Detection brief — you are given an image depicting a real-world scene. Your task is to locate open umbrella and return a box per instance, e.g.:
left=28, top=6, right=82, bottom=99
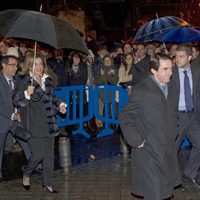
left=0, top=9, right=88, bottom=54
left=153, top=26, right=200, bottom=43
left=133, top=16, right=190, bottom=43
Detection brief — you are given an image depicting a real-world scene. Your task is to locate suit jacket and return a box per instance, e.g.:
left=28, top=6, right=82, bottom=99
left=191, top=55, right=200, bottom=69
left=119, top=75, right=181, bottom=199
left=0, top=72, right=14, bottom=134
left=172, top=65, right=200, bottom=121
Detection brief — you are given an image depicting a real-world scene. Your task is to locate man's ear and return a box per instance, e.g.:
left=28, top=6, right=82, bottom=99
left=189, top=55, right=192, bottom=63
left=150, top=68, right=156, bottom=75
left=1, top=63, right=6, bottom=69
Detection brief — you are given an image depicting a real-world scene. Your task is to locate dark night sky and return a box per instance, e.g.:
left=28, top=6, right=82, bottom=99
left=0, top=0, right=36, bottom=11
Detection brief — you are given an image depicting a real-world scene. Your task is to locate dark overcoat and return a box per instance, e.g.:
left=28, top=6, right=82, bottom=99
left=12, top=75, right=62, bottom=138
left=119, top=75, right=181, bottom=200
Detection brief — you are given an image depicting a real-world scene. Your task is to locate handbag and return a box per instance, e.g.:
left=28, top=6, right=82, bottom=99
left=14, top=103, right=31, bottom=142
left=14, top=123, right=31, bottom=142
left=0, top=111, right=30, bottom=142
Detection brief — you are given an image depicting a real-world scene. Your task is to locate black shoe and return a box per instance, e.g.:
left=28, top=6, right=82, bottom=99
left=22, top=184, right=30, bottom=191
left=183, top=175, right=200, bottom=188
left=174, top=184, right=188, bottom=191
left=164, top=195, right=174, bottom=200
left=130, top=192, right=143, bottom=199
left=22, top=175, right=30, bottom=191
left=43, top=185, right=58, bottom=193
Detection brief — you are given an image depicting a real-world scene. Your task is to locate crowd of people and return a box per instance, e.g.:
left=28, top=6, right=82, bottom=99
left=0, top=34, right=200, bottom=199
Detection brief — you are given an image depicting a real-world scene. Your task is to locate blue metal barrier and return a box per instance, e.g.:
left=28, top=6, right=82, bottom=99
left=55, top=85, right=94, bottom=138
left=55, top=85, right=128, bottom=138
left=181, top=137, right=190, bottom=148
left=93, top=85, right=128, bottom=138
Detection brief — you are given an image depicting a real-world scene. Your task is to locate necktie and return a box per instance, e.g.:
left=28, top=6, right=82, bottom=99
left=8, top=79, right=13, bottom=92
left=161, top=84, right=168, bottom=98
left=183, top=70, right=193, bottom=111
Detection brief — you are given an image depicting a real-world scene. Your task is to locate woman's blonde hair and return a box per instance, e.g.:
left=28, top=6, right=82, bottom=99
left=20, top=50, right=48, bottom=75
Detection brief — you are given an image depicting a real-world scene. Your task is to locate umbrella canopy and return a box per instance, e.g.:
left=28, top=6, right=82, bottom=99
left=133, top=16, right=190, bottom=43
left=154, top=26, right=200, bottom=43
left=0, top=9, right=88, bottom=54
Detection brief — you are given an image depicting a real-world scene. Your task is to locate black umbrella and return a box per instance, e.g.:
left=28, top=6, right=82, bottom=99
left=133, top=16, right=190, bottom=43
left=0, top=9, right=88, bottom=54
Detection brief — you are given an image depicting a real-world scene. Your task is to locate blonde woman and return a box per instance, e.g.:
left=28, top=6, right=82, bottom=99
left=13, top=51, right=66, bottom=193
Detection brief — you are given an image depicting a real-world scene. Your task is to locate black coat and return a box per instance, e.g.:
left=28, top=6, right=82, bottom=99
left=119, top=75, right=181, bottom=200
left=12, top=75, right=62, bottom=138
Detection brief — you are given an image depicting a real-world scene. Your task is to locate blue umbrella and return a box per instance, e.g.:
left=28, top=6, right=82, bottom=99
left=133, top=16, right=190, bottom=43
left=154, top=26, right=200, bottom=43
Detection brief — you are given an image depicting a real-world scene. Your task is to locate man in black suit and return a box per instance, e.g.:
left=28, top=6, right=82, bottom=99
left=0, top=48, right=19, bottom=181
left=119, top=53, right=181, bottom=200
left=173, top=44, right=200, bottom=188
left=0, top=47, right=33, bottom=181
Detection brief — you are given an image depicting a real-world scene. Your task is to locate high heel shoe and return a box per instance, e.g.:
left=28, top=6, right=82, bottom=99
left=42, top=185, right=58, bottom=193
left=22, top=184, right=30, bottom=191
left=22, top=175, right=30, bottom=191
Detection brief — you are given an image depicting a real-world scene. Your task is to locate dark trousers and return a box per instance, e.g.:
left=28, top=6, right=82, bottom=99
left=4, top=132, right=13, bottom=152
left=24, top=137, right=55, bottom=186
left=0, top=125, right=31, bottom=178
left=0, top=131, right=8, bottom=178
left=176, top=112, right=200, bottom=178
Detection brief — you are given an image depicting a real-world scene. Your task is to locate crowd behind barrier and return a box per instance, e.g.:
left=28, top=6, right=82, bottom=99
left=55, top=85, right=128, bottom=138
left=55, top=85, right=190, bottom=148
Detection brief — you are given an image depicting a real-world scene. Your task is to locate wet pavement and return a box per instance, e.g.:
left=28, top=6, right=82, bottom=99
left=1, top=132, right=200, bottom=200
left=2, top=132, right=121, bottom=181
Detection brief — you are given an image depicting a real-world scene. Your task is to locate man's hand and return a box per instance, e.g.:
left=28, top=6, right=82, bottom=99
left=13, top=113, right=21, bottom=122
left=138, top=140, right=145, bottom=148
left=59, top=105, right=66, bottom=114
left=27, top=85, right=35, bottom=96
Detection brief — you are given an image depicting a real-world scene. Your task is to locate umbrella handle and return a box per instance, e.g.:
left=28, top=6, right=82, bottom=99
left=162, top=42, right=168, bottom=54
left=31, top=41, right=37, bottom=85
left=40, top=4, right=43, bottom=12
left=156, top=13, right=158, bottom=19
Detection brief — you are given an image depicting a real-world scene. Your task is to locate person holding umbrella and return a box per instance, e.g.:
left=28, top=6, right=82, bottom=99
left=12, top=51, right=66, bottom=193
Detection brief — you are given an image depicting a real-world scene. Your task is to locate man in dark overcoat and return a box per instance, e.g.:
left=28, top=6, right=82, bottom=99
left=119, top=53, right=181, bottom=200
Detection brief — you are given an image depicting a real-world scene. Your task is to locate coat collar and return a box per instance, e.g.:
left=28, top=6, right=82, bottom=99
left=145, top=75, right=168, bottom=103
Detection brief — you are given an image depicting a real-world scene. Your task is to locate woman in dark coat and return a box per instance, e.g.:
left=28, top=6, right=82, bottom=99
left=13, top=51, right=66, bottom=193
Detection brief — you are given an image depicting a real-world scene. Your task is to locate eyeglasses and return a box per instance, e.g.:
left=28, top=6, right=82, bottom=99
left=7, top=63, right=18, bottom=67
